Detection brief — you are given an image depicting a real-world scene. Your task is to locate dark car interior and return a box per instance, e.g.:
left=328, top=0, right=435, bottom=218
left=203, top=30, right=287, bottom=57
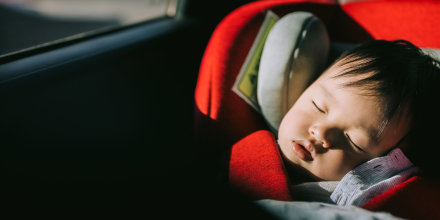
left=0, top=0, right=272, bottom=216
left=3, top=0, right=440, bottom=218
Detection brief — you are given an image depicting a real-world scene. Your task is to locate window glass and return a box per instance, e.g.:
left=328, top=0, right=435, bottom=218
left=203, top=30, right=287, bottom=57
left=0, top=0, right=177, bottom=57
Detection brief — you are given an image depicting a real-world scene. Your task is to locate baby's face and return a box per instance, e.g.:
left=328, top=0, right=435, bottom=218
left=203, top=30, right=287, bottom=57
left=278, top=62, right=411, bottom=181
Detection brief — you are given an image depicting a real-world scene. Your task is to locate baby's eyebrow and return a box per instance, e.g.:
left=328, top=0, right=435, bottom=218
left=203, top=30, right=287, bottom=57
left=318, top=83, right=335, bottom=102
left=368, top=119, right=388, bottom=146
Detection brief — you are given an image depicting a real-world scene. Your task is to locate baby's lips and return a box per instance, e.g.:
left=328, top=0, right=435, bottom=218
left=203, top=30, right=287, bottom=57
left=302, top=140, right=315, bottom=153
left=291, top=141, right=313, bottom=161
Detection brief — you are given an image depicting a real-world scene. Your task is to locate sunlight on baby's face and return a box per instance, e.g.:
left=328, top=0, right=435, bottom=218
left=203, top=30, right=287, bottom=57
left=277, top=61, right=411, bottom=181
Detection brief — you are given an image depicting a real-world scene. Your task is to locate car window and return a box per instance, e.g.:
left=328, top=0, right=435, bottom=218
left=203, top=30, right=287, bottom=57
left=0, top=0, right=177, bottom=58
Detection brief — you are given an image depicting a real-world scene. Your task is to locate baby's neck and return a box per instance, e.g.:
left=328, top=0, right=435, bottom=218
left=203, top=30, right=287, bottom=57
left=283, top=158, right=321, bottom=185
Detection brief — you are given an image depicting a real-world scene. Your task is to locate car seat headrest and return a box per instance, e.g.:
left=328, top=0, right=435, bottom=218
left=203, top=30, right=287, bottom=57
left=257, top=11, right=329, bottom=132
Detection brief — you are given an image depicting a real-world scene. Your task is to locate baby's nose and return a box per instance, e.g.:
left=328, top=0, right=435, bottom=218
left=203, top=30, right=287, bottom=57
left=308, top=125, right=331, bottom=148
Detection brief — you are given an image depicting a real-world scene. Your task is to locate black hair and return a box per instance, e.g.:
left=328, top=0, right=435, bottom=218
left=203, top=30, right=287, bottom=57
left=333, top=40, right=440, bottom=177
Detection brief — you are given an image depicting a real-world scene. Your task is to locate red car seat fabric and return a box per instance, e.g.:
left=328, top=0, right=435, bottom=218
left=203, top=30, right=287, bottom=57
left=340, top=0, right=440, bottom=48
left=229, top=130, right=292, bottom=201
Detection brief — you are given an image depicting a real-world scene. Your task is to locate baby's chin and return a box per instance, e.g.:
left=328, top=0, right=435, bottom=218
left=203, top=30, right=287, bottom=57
left=279, top=149, right=322, bottom=183
left=280, top=150, right=344, bottom=182
left=278, top=140, right=312, bottom=168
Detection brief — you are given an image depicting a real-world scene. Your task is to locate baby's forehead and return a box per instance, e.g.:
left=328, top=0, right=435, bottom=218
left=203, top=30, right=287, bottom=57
left=317, top=67, right=389, bottom=122
left=321, top=58, right=382, bottom=96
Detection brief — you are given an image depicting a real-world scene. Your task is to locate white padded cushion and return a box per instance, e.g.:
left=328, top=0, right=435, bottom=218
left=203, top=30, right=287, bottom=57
left=257, top=12, right=329, bottom=132
left=423, top=48, right=440, bottom=61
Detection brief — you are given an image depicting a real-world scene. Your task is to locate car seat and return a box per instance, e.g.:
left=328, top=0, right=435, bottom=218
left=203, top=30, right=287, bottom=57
left=194, top=0, right=440, bottom=219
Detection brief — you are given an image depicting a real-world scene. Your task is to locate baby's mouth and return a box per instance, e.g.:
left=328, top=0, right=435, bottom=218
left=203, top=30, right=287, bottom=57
left=291, top=141, right=313, bottom=161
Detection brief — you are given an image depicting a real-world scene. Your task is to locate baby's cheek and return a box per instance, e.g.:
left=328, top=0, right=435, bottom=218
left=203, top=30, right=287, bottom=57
left=279, top=111, right=309, bottom=138
left=313, top=152, right=356, bottom=181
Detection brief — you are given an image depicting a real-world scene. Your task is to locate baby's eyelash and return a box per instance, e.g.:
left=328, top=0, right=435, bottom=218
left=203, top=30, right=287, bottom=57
left=345, top=133, right=365, bottom=152
left=312, top=100, right=325, bottom=113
